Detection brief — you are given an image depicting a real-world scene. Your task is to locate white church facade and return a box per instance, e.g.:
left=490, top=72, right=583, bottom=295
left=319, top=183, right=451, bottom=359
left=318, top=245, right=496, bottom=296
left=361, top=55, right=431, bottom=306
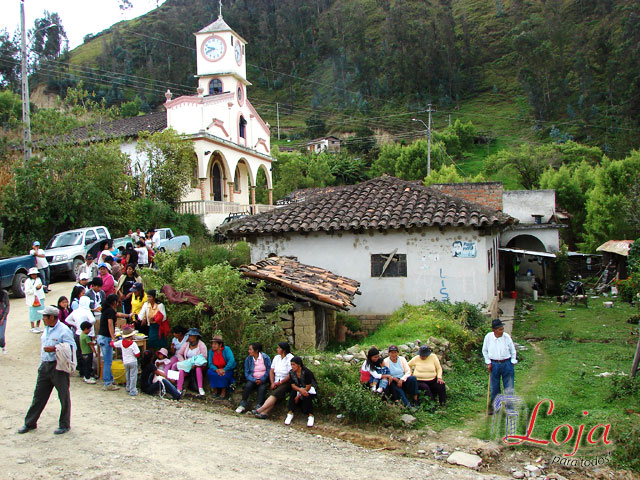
left=168, top=15, right=275, bottom=229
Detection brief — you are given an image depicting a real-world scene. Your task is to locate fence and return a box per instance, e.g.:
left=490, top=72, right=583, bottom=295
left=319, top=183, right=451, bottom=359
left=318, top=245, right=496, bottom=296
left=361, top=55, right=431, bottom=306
left=176, top=201, right=276, bottom=216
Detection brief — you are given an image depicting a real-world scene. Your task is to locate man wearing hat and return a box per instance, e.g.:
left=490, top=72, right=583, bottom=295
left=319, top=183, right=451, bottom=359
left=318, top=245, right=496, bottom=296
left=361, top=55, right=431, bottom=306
left=76, top=254, right=98, bottom=283
left=18, top=305, right=75, bottom=435
left=30, top=241, right=50, bottom=293
left=482, top=319, right=517, bottom=414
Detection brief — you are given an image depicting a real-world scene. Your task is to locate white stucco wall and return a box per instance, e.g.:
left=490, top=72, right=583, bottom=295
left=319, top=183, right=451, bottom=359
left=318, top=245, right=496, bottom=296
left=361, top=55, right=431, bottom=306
left=249, top=227, right=499, bottom=315
left=503, top=190, right=556, bottom=224
left=501, top=227, right=561, bottom=252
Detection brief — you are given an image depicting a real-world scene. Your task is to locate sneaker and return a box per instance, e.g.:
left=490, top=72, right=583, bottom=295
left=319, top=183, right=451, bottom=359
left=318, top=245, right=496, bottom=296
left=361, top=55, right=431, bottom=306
left=254, top=413, right=268, bottom=419
left=83, top=377, right=96, bottom=384
left=235, top=405, right=246, bottom=414
left=2, top=347, right=6, bottom=354
left=307, top=415, right=315, bottom=427
left=284, top=413, right=294, bottom=425
left=371, top=384, right=376, bottom=392
left=103, top=384, right=120, bottom=391
left=376, top=386, right=384, bottom=393
left=198, top=387, right=205, bottom=396
left=30, top=328, right=39, bottom=333
left=129, top=392, right=138, bottom=396
left=37, top=328, right=44, bottom=333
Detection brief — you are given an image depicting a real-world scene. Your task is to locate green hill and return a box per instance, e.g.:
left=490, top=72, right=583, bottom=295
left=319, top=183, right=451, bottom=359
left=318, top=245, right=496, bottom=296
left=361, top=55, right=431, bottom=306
left=34, top=0, right=640, bottom=156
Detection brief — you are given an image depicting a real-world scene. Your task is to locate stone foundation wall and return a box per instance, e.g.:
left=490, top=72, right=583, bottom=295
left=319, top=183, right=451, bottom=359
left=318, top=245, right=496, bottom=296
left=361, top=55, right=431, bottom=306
left=293, top=309, right=316, bottom=349
left=356, top=315, right=387, bottom=332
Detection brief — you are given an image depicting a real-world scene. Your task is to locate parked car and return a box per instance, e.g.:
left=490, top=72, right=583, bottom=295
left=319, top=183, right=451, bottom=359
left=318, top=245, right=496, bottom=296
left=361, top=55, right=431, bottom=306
left=154, top=228, right=190, bottom=253
left=44, top=226, right=111, bottom=280
left=0, top=254, right=36, bottom=297
left=214, top=213, right=249, bottom=243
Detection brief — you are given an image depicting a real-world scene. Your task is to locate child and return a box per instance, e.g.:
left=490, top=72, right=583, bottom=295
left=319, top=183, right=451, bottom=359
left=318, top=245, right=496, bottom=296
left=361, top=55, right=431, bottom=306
left=57, top=296, right=72, bottom=330
left=155, top=348, right=171, bottom=373
left=361, top=347, right=390, bottom=394
left=111, top=326, right=141, bottom=396
left=25, top=267, right=45, bottom=333
left=79, top=321, right=97, bottom=384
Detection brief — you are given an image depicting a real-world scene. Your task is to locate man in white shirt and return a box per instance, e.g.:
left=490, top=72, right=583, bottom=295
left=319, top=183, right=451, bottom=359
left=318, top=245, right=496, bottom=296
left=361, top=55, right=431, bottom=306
left=482, top=319, right=517, bottom=415
left=151, top=229, right=161, bottom=249
left=135, top=240, right=149, bottom=267
left=30, top=241, right=50, bottom=293
left=76, top=254, right=98, bottom=283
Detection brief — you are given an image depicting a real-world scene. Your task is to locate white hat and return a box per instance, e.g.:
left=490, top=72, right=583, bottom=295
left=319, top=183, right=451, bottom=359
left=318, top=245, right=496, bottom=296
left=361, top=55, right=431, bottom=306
left=79, top=272, right=90, bottom=281
left=28, top=267, right=39, bottom=276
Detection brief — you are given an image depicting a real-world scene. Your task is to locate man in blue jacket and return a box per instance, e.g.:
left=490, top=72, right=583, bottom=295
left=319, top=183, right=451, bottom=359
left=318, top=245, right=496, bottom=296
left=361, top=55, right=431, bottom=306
left=236, top=342, right=271, bottom=413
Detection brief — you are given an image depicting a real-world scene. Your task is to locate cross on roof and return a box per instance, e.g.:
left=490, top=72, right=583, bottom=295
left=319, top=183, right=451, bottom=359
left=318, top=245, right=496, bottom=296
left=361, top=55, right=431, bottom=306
left=219, top=0, right=223, bottom=18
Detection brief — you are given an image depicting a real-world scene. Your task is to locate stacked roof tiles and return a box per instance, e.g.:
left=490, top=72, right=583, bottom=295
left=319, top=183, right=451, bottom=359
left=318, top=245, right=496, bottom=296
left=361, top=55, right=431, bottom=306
left=239, top=256, right=361, bottom=310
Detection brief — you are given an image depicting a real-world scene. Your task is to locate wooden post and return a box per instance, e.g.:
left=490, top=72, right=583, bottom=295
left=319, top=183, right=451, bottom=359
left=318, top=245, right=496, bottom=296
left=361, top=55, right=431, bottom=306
left=268, top=188, right=273, bottom=206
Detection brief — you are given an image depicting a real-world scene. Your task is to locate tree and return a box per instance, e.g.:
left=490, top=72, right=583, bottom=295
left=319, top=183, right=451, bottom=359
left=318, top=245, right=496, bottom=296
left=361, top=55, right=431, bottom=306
left=581, top=151, right=640, bottom=251
left=371, top=142, right=403, bottom=177
left=0, top=142, right=133, bottom=251
left=271, top=148, right=334, bottom=200
left=485, top=144, right=563, bottom=189
left=31, top=12, right=68, bottom=64
left=305, top=113, right=326, bottom=139
left=395, top=139, right=447, bottom=181
left=134, top=129, right=196, bottom=207
left=325, top=153, right=369, bottom=185
left=0, top=29, right=20, bottom=88
left=423, top=164, right=485, bottom=186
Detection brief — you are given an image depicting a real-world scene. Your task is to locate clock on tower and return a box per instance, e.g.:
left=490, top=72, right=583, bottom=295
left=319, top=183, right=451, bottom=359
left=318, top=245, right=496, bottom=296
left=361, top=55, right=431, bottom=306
left=194, top=15, right=249, bottom=97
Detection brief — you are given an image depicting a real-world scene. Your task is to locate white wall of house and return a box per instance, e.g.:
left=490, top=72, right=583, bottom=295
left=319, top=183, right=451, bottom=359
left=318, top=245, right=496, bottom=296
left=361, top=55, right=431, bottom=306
left=503, top=190, right=556, bottom=223
left=501, top=227, right=561, bottom=253
left=248, top=227, right=499, bottom=315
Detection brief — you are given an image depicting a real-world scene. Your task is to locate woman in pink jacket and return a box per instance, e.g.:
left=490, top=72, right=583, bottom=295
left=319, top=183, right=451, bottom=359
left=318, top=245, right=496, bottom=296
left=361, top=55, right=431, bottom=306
left=98, top=263, right=116, bottom=297
left=176, top=328, right=208, bottom=396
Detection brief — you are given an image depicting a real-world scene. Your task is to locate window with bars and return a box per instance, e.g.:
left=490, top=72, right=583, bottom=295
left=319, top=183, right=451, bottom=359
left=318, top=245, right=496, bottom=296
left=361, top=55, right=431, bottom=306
left=370, top=253, right=407, bottom=277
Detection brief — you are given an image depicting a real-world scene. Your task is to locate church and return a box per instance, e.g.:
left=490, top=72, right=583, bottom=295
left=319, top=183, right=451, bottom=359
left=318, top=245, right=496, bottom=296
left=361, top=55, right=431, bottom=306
left=168, top=14, right=276, bottom=229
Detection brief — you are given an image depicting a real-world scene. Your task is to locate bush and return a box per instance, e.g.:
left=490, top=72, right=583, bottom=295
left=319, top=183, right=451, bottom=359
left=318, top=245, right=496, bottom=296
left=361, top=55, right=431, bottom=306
left=174, top=240, right=250, bottom=272
left=628, top=239, right=640, bottom=274
left=130, top=199, right=210, bottom=240
left=617, top=273, right=640, bottom=303
left=560, top=329, right=574, bottom=341
left=314, top=362, right=402, bottom=426
left=337, top=313, right=362, bottom=332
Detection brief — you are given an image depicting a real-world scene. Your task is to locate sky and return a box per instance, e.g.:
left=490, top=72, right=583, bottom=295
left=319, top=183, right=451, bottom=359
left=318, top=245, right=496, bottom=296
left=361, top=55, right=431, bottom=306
left=1, top=0, right=167, bottom=49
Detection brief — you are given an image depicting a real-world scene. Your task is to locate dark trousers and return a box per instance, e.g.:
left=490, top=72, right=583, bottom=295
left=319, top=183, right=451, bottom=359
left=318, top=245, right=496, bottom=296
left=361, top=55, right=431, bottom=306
left=389, top=376, right=418, bottom=406
left=240, top=380, right=268, bottom=408
left=24, top=361, right=71, bottom=429
left=79, top=352, right=93, bottom=379
left=418, top=379, right=447, bottom=405
left=38, top=267, right=50, bottom=288
left=288, top=391, right=316, bottom=415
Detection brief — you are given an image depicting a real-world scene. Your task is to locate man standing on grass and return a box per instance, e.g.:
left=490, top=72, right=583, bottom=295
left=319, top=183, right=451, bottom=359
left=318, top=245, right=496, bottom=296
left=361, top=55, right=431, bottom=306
left=18, top=305, right=75, bottom=435
left=482, top=319, right=517, bottom=415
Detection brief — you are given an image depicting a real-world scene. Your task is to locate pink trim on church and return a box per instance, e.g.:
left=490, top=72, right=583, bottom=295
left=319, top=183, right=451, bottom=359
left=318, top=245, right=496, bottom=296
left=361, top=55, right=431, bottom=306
left=246, top=99, right=270, bottom=136
left=255, top=138, right=269, bottom=153
left=207, top=118, right=229, bottom=138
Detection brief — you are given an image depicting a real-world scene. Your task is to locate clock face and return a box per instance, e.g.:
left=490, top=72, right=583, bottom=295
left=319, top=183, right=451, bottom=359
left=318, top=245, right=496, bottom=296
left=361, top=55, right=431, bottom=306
left=235, top=43, right=242, bottom=65
left=203, top=36, right=225, bottom=61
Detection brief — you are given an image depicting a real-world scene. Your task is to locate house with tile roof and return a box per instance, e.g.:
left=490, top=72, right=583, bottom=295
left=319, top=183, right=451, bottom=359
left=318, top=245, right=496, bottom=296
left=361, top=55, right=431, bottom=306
left=222, top=176, right=516, bottom=321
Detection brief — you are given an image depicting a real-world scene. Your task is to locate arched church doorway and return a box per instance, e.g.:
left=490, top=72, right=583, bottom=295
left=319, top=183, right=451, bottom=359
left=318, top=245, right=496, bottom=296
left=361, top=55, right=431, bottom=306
left=211, top=162, right=223, bottom=201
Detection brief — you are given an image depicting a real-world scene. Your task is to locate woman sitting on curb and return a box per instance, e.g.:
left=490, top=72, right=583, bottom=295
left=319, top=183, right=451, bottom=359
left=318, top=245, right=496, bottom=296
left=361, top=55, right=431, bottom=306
left=176, top=328, right=208, bottom=396
left=254, top=342, right=293, bottom=419
left=207, top=335, right=236, bottom=399
left=408, top=345, right=446, bottom=407
left=383, top=345, right=419, bottom=408
left=236, top=343, right=271, bottom=414
left=285, top=356, right=318, bottom=427
left=139, top=350, right=181, bottom=400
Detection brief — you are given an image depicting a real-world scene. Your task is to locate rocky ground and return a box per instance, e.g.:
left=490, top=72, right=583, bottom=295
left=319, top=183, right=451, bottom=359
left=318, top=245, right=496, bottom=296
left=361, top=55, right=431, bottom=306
left=0, top=281, right=635, bottom=480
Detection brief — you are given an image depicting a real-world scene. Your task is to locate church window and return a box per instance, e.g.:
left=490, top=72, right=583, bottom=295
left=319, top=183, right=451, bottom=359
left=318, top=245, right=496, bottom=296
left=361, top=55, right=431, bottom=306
left=209, top=78, right=223, bottom=95
left=239, top=115, right=247, bottom=139
left=234, top=165, right=241, bottom=192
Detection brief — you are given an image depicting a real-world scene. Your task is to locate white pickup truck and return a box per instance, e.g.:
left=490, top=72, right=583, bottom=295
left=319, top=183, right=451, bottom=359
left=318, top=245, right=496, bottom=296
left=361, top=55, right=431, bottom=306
left=154, top=228, right=190, bottom=253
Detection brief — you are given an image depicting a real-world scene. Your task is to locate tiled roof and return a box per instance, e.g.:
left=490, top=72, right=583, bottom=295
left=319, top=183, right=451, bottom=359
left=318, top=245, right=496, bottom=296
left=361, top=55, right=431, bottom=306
left=37, top=112, right=167, bottom=147
left=239, top=256, right=361, bottom=310
left=224, top=176, right=516, bottom=236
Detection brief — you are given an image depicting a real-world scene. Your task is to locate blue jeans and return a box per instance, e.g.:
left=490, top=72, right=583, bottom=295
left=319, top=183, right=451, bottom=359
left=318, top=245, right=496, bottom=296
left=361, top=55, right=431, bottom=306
left=97, top=335, right=114, bottom=386
left=368, top=376, right=389, bottom=390
left=0, top=313, right=7, bottom=349
left=390, top=376, right=418, bottom=406
left=490, top=361, right=515, bottom=408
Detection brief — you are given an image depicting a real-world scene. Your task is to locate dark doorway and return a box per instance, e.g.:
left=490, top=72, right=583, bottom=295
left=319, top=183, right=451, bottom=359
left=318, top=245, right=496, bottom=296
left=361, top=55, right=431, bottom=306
left=211, top=163, right=223, bottom=201
left=314, top=306, right=328, bottom=350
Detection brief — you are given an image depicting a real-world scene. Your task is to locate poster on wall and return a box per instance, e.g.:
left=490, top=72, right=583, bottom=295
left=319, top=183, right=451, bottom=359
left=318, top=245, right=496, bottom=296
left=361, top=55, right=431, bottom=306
left=452, top=241, right=477, bottom=258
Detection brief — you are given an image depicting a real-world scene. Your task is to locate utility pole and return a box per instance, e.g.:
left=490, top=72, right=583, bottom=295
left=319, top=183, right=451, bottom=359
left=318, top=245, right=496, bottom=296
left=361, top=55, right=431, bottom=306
left=276, top=102, right=280, bottom=140
left=20, top=0, right=32, bottom=165
left=427, top=103, right=433, bottom=177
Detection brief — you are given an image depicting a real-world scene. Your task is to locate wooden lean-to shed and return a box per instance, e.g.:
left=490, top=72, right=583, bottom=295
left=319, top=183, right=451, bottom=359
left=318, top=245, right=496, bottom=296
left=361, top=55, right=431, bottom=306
left=239, top=256, right=361, bottom=350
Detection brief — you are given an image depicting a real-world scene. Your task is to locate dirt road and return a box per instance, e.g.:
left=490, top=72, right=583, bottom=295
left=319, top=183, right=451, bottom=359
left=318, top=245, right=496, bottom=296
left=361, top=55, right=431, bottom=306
left=0, top=281, right=509, bottom=480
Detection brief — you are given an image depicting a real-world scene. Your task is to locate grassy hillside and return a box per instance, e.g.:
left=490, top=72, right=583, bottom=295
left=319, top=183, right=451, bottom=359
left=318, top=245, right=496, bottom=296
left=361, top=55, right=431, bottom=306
left=31, top=0, right=639, bottom=159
